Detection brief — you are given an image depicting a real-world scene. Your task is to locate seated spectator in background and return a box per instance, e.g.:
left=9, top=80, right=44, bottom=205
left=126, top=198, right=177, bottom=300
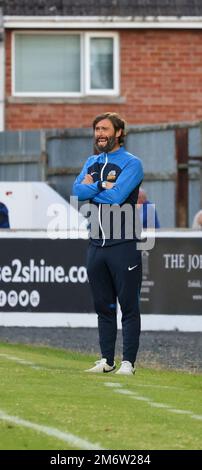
left=192, top=210, right=202, bottom=229
left=0, top=202, right=10, bottom=228
left=137, top=188, right=160, bottom=229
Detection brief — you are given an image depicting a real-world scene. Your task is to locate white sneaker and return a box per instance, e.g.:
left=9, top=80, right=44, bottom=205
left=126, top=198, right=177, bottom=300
left=116, top=361, right=135, bottom=375
left=85, top=358, right=116, bottom=373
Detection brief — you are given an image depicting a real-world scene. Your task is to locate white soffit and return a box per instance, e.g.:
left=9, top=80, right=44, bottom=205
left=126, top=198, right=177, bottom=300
left=3, top=15, right=202, bottom=29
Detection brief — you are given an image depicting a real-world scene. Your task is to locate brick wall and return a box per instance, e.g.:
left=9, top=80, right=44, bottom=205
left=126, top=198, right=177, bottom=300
left=5, top=29, right=202, bottom=130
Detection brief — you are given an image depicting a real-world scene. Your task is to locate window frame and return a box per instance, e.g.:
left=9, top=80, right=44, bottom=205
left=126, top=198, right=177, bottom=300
left=85, top=32, right=119, bottom=96
left=12, top=31, right=120, bottom=97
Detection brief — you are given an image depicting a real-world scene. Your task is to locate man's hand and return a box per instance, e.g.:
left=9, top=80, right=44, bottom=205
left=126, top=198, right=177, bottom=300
left=105, top=182, right=114, bottom=189
left=82, top=174, right=93, bottom=184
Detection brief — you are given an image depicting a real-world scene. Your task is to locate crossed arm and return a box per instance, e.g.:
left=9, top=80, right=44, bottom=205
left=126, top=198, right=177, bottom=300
left=82, top=173, right=113, bottom=189
left=73, top=159, right=143, bottom=204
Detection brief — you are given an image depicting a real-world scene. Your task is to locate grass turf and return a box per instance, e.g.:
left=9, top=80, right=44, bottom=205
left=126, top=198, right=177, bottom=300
left=0, top=342, right=201, bottom=450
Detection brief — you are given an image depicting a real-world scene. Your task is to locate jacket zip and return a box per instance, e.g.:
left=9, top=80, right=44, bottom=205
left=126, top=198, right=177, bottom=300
left=98, top=153, right=108, bottom=247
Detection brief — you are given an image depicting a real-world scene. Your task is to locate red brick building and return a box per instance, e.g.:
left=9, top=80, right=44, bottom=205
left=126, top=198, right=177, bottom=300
left=0, top=0, right=202, bottom=130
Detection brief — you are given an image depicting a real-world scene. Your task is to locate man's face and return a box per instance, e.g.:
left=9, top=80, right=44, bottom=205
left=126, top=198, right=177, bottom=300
left=94, top=118, right=121, bottom=153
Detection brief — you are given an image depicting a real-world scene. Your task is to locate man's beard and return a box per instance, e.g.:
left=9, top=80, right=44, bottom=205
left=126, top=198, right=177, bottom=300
left=95, top=135, right=117, bottom=153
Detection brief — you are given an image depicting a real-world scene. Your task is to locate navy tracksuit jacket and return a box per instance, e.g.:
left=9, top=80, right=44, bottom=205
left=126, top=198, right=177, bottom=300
left=73, top=146, right=144, bottom=366
left=0, top=203, right=10, bottom=228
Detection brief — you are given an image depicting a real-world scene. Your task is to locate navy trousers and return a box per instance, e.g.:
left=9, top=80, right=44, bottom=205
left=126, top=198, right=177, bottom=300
left=87, top=241, right=142, bottom=367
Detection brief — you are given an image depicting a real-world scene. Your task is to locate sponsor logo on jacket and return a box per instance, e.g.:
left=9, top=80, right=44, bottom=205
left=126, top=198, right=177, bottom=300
left=107, top=170, right=116, bottom=181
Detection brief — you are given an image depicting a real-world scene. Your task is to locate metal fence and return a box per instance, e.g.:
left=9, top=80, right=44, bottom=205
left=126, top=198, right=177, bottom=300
left=0, top=121, right=202, bottom=228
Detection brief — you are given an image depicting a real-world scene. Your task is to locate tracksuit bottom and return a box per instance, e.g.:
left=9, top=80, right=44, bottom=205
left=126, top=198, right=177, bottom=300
left=87, top=241, right=142, bottom=367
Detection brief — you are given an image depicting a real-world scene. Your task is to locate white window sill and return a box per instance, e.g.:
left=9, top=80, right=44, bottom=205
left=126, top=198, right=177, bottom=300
left=7, top=96, right=125, bottom=104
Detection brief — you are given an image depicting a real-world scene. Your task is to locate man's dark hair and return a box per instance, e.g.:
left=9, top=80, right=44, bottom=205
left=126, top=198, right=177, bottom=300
left=93, top=112, right=126, bottom=145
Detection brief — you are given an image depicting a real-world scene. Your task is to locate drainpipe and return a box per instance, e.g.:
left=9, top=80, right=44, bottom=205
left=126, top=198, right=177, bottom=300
left=175, top=128, right=189, bottom=227
left=0, top=8, right=5, bottom=131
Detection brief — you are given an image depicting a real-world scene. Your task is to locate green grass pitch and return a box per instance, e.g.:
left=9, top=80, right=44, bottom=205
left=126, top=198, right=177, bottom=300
left=0, top=342, right=201, bottom=450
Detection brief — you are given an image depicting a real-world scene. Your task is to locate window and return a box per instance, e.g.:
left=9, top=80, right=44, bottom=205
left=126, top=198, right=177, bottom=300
left=13, top=32, right=119, bottom=97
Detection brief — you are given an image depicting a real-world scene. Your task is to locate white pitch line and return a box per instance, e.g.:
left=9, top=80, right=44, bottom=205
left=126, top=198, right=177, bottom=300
left=0, top=353, right=69, bottom=373
left=134, top=383, right=184, bottom=391
left=191, top=415, right=202, bottom=421
left=115, top=389, right=134, bottom=396
left=168, top=408, right=193, bottom=415
left=104, top=382, right=122, bottom=388
left=104, top=381, right=183, bottom=391
left=0, top=353, right=46, bottom=370
left=0, top=409, right=104, bottom=450
left=105, top=384, right=202, bottom=422
left=149, top=402, right=173, bottom=409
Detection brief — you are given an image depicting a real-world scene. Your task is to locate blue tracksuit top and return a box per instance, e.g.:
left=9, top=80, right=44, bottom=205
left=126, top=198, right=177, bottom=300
left=73, top=146, right=144, bottom=246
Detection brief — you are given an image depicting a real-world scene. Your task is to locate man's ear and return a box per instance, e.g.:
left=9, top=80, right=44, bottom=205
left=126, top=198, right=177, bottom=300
left=115, top=129, right=122, bottom=138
